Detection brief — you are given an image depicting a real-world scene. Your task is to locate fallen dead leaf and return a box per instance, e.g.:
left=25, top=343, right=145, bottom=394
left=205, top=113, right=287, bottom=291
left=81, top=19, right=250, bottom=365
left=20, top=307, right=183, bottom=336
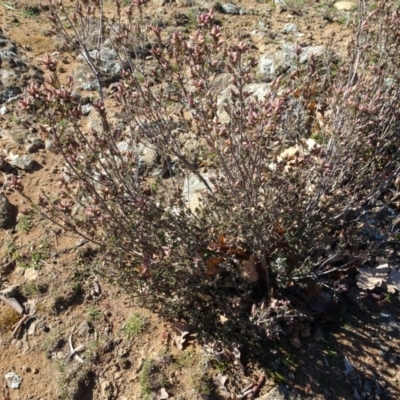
left=206, top=256, right=223, bottom=276
left=242, top=255, right=259, bottom=283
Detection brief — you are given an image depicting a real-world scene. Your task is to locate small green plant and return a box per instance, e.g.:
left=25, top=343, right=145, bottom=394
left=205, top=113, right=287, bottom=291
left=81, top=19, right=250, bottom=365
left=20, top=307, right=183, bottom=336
left=281, top=0, right=306, bottom=14
left=87, top=306, right=102, bottom=321
left=16, top=215, right=33, bottom=233
left=149, top=179, right=159, bottom=192
left=337, top=15, right=348, bottom=25
left=311, top=132, right=327, bottom=145
left=25, top=246, right=49, bottom=269
left=191, top=372, right=212, bottom=396
left=138, top=356, right=172, bottom=399
left=123, top=313, right=148, bottom=338
left=139, top=360, right=152, bottom=399
left=21, top=281, right=47, bottom=297
left=22, top=6, right=40, bottom=18
left=384, top=291, right=394, bottom=302
left=5, top=239, right=17, bottom=258
left=30, top=251, right=44, bottom=269
left=213, top=360, right=229, bottom=373
left=184, top=8, right=198, bottom=26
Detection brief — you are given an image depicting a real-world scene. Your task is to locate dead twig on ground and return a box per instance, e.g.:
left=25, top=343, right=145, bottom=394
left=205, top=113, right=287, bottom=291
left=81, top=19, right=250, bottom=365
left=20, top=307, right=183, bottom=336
left=66, top=327, right=86, bottom=363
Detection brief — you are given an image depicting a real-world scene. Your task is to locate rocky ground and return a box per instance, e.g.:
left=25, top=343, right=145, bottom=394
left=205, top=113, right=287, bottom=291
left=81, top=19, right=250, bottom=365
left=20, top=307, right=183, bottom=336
left=1, top=0, right=400, bottom=399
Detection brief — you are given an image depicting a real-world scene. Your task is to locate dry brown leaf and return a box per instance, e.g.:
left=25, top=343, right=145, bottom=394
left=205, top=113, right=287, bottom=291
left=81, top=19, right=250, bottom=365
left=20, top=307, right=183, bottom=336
left=218, top=234, right=226, bottom=247
left=206, top=256, right=223, bottom=276
left=242, top=255, right=259, bottom=283
left=356, top=264, right=390, bottom=290
left=307, top=100, right=317, bottom=113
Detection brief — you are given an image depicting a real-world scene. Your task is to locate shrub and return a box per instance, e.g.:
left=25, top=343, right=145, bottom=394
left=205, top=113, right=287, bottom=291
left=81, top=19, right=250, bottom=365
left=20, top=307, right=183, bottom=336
left=15, top=0, right=400, bottom=343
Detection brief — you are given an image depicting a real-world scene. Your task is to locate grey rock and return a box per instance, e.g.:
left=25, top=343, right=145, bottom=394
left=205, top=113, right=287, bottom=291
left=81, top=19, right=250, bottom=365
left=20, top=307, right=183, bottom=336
left=298, top=45, right=325, bottom=63
left=282, top=23, right=303, bottom=37
left=81, top=104, right=93, bottom=116
left=116, top=140, right=132, bottom=154
left=87, top=113, right=102, bottom=130
left=259, top=44, right=325, bottom=81
left=182, top=173, right=213, bottom=213
left=217, top=82, right=270, bottom=123
left=274, top=0, right=287, bottom=12
left=117, top=140, right=165, bottom=177
left=45, top=139, right=55, bottom=151
left=75, top=47, right=122, bottom=90
left=0, top=194, right=13, bottom=228
left=0, top=105, right=8, bottom=115
left=9, top=154, right=34, bottom=170
left=0, top=29, right=43, bottom=103
left=26, top=138, right=45, bottom=153
left=140, top=144, right=161, bottom=176
left=221, top=3, right=242, bottom=15
left=76, top=321, right=91, bottom=337
left=81, top=80, right=100, bottom=91
left=5, top=371, right=22, bottom=389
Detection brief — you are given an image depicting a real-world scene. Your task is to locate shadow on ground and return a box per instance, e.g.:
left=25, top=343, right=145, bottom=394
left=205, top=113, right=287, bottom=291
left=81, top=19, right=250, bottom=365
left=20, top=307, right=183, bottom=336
left=258, top=295, right=400, bottom=399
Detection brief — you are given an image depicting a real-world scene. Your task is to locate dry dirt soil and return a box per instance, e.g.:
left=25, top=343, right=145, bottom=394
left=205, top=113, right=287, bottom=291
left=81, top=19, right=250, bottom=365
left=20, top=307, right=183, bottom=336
left=0, top=1, right=399, bottom=400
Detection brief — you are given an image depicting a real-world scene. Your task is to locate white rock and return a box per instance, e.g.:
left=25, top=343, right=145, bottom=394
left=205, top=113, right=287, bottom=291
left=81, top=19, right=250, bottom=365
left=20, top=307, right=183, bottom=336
left=81, top=104, right=93, bottom=116
left=5, top=372, right=22, bottom=389
left=282, top=23, right=303, bottom=37
left=221, top=3, right=241, bottom=15
left=8, top=154, right=34, bottom=170
left=182, top=173, right=213, bottom=213
left=24, top=268, right=38, bottom=281
left=334, top=1, right=356, bottom=11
